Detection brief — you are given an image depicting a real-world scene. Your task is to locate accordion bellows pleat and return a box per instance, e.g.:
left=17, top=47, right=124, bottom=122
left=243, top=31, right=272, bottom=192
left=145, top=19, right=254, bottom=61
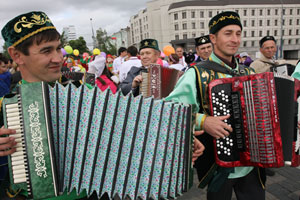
left=2, top=82, right=193, bottom=200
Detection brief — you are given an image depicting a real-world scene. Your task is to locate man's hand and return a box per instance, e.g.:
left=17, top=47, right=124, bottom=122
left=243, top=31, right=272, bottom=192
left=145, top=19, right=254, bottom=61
left=297, top=121, right=300, bottom=129
left=132, top=75, right=143, bottom=88
left=192, top=138, right=205, bottom=165
left=0, top=127, right=17, bottom=157
left=203, top=115, right=232, bottom=139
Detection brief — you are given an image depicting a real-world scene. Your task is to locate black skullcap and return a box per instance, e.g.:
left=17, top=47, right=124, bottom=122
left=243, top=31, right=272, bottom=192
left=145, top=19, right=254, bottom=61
left=195, top=35, right=211, bottom=47
left=209, top=11, right=242, bottom=34
left=259, top=36, right=276, bottom=47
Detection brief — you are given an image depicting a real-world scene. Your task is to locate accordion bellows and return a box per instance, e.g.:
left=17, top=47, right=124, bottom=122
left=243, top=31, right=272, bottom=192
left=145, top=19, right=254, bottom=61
left=2, top=82, right=193, bottom=200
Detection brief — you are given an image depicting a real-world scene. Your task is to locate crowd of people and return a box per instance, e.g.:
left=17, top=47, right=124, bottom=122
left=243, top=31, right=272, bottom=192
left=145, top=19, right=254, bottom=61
left=0, top=9, right=299, bottom=200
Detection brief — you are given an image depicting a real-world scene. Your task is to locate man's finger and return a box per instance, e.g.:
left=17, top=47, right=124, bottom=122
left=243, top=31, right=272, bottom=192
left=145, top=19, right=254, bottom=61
left=0, top=128, right=16, bottom=136
left=0, top=137, right=15, bottom=145
left=0, top=140, right=17, bottom=151
left=0, top=148, right=16, bottom=157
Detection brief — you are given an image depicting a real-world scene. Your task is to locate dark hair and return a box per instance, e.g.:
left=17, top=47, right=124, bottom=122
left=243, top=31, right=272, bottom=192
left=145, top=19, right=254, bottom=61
left=118, top=47, right=127, bottom=56
left=15, top=29, right=61, bottom=56
left=0, top=53, right=8, bottom=64
left=127, top=46, right=138, bottom=57
left=169, top=53, right=180, bottom=64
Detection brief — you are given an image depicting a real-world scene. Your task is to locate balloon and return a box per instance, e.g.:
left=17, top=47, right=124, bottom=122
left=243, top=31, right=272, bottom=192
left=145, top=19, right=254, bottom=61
left=160, top=51, right=166, bottom=58
left=100, top=52, right=106, bottom=58
left=163, top=45, right=175, bottom=57
left=64, top=45, right=73, bottom=54
left=93, top=48, right=101, bottom=55
left=61, top=48, right=67, bottom=56
left=83, top=52, right=89, bottom=59
left=73, top=49, right=79, bottom=56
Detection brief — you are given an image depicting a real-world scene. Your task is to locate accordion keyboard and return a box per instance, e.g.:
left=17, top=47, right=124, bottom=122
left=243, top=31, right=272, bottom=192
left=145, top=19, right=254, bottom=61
left=140, top=72, right=149, bottom=97
left=211, top=83, right=244, bottom=162
left=5, top=97, right=31, bottom=195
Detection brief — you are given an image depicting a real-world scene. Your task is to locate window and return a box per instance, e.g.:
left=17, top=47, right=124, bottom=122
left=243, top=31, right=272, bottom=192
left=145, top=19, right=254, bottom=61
left=296, top=39, right=299, bottom=44
left=259, top=9, right=263, bottom=16
left=251, top=20, right=255, bottom=26
left=174, top=13, right=178, bottom=20
left=274, top=30, right=277, bottom=36
left=192, top=22, right=196, bottom=29
left=251, top=41, right=255, bottom=47
left=182, top=12, right=186, bottom=19
left=192, top=33, right=196, bottom=38
left=209, top=11, right=212, bottom=17
left=191, top=11, right=195, bottom=18
left=297, top=19, right=300, bottom=25
left=267, top=9, right=271, bottom=15
left=174, top=24, right=179, bottom=30
left=275, top=9, right=278, bottom=15
left=267, top=20, right=270, bottom=26
left=298, top=9, right=300, bottom=15
left=183, top=34, right=187, bottom=39
left=283, top=19, right=285, bottom=25
left=175, top=35, right=179, bottom=40
left=290, top=19, right=293, bottom=25
left=183, top=23, right=187, bottom=30
left=235, top=10, right=239, bottom=14
left=283, top=9, right=285, bottom=15
left=243, top=9, right=247, bottom=16
left=244, top=31, right=247, bottom=37
left=282, top=29, right=285, bottom=36
left=251, top=31, right=255, bottom=37
left=243, top=20, right=247, bottom=27
left=252, top=9, right=255, bottom=16
left=290, top=9, right=293, bottom=15
left=243, top=41, right=247, bottom=47
left=288, top=39, right=292, bottom=44
left=275, top=19, right=278, bottom=26
left=296, top=29, right=299, bottom=35
left=267, top=30, right=270, bottom=35
left=200, top=11, right=204, bottom=18
left=259, top=30, right=262, bottom=37
left=259, top=20, right=263, bottom=26
left=289, top=29, right=292, bottom=35
left=200, top=22, right=204, bottom=29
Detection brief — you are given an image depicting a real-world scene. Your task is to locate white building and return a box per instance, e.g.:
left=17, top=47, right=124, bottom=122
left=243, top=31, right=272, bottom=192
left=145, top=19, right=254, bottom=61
left=112, top=27, right=131, bottom=50
left=62, top=25, right=77, bottom=41
left=129, top=0, right=300, bottom=59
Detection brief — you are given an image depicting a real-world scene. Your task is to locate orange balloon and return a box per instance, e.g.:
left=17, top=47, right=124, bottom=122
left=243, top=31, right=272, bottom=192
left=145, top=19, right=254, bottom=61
left=163, top=45, right=175, bottom=56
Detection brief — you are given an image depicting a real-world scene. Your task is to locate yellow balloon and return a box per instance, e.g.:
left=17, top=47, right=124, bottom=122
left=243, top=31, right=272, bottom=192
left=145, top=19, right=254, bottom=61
left=73, top=49, right=79, bottom=56
left=64, top=45, right=73, bottom=54
left=163, top=45, right=175, bottom=57
left=93, top=48, right=101, bottom=55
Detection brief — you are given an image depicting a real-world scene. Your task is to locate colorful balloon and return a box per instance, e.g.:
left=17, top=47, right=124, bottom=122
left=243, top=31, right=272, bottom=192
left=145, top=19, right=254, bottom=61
left=73, top=49, right=79, bottom=56
left=93, top=48, right=101, bottom=55
left=61, top=48, right=67, bottom=56
left=163, top=45, right=175, bottom=57
left=64, top=45, right=73, bottom=54
left=100, top=52, right=106, bottom=58
left=83, top=52, right=89, bottom=59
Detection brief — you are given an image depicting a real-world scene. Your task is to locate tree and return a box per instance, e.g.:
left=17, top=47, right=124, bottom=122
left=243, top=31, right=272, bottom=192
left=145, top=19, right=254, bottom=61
left=69, top=36, right=90, bottom=54
left=95, top=28, right=117, bottom=55
left=2, top=43, right=11, bottom=59
left=60, top=31, right=68, bottom=47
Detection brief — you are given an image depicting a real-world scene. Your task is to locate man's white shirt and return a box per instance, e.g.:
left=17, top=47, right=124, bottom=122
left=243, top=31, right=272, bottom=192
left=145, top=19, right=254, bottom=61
left=119, top=57, right=142, bottom=82
left=112, top=56, right=126, bottom=74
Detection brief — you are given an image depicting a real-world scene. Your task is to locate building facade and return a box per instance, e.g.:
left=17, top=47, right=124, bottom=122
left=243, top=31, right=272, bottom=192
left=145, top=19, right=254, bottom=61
left=112, top=27, right=131, bottom=50
left=62, top=25, right=77, bottom=41
left=129, top=0, right=300, bottom=59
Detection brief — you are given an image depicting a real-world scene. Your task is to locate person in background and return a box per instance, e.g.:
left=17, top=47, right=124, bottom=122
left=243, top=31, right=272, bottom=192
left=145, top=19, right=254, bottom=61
left=119, top=46, right=141, bottom=83
left=0, top=54, right=11, bottom=97
left=175, top=46, right=188, bottom=68
left=250, top=36, right=278, bottom=73
left=239, top=52, right=253, bottom=67
left=106, top=54, right=114, bottom=72
left=112, top=47, right=127, bottom=75
left=194, top=35, right=213, bottom=62
left=167, top=53, right=184, bottom=71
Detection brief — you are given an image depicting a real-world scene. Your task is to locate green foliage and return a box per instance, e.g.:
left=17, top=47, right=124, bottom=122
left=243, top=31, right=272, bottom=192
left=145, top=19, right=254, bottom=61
left=69, top=36, right=90, bottom=54
left=60, top=31, right=68, bottom=47
left=1, top=43, right=11, bottom=59
left=95, top=28, right=117, bottom=55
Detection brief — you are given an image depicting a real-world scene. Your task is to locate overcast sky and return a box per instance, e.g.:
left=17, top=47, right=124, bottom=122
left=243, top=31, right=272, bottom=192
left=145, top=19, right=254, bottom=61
left=0, top=0, right=149, bottom=51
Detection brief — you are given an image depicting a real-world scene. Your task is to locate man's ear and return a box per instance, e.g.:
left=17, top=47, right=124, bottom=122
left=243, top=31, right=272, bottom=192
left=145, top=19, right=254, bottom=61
left=209, top=34, right=216, bottom=46
left=8, top=47, right=25, bottom=66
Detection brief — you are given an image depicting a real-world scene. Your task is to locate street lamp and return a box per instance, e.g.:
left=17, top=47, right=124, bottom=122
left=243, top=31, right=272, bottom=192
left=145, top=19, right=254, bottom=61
left=90, top=18, right=96, bottom=49
left=279, top=0, right=284, bottom=59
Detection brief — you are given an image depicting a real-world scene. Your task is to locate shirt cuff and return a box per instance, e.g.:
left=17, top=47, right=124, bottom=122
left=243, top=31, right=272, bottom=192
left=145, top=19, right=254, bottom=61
left=195, top=113, right=207, bottom=130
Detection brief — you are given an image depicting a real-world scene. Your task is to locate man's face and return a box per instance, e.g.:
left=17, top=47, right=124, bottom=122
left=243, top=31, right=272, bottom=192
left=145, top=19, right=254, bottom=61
left=196, top=43, right=213, bottom=60
left=0, top=61, right=8, bottom=74
left=260, top=40, right=277, bottom=59
left=121, top=51, right=127, bottom=58
left=140, top=48, right=159, bottom=67
left=18, top=39, right=63, bottom=82
left=176, top=47, right=184, bottom=58
left=210, top=25, right=242, bottom=59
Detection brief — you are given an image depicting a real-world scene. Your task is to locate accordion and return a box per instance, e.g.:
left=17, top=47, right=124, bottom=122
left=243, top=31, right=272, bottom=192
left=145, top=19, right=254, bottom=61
left=2, top=82, right=193, bottom=200
left=208, top=72, right=300, bottom=168
left=140, top=64, right=184, bottom=99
